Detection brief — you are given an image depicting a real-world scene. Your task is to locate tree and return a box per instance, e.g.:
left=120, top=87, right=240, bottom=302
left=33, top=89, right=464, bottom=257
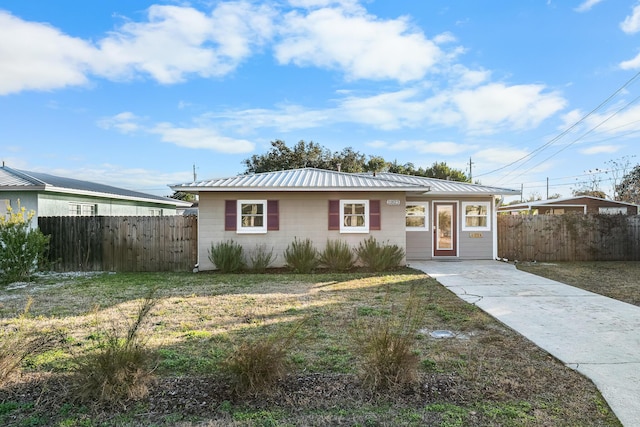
left=240, top=140, right=469, bottom=182
left=616, top=164, right=640, bottom=204
left=572, top=190, right=608, bottom=199
left=170, top=191, right=196, bottom=203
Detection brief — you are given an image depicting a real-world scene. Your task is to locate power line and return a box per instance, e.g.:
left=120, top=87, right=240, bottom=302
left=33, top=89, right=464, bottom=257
left=475, top=69, right=640, bottom=180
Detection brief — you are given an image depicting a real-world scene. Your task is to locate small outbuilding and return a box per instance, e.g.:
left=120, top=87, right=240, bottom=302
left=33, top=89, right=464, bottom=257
left=497, top=196, right=639, bottom=215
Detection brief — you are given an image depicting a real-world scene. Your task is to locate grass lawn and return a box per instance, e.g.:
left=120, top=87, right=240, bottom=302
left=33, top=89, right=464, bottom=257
left=0, top=269, right=621, bottom=426
left=517, top=261, right=640, bottom=307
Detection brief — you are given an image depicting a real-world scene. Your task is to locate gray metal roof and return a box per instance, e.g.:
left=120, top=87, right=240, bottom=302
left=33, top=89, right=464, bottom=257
left=0, top=166, right=191, bottom=207
left=171, top=167, right=520, bottom=196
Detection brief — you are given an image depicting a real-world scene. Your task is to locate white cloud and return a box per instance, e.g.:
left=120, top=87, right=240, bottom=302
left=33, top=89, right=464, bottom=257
left=0, top=11, right=96, bottom=94
left=620, top=51, right=640, bottom=69
left=580, top=145, right=621, bottom=154
left=97, top=112, right=143, bottom=133
left=94, top=3, right=275, bottom=83
left=150, top=123, right=255, bottom=153
left=368, top=139, right=470, bottom=155
left=451, top=83, right=567, bottom=133
left=574, top=0, right=605, bottom=13
left=275, top=7, right=442, bottom=82
left=621, top=4, right=640, bottom=34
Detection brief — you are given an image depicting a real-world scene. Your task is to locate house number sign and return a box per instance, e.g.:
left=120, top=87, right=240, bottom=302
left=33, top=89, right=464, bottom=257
left=469, top=232, right=483, bottom=238
left=386, top=200, right=401, bottom=206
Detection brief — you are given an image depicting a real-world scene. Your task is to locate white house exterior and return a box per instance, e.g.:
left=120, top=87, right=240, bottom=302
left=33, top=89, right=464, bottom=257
left=171, top=168, right=520, bottom=271
left=0, top=165, right=191, bottom=223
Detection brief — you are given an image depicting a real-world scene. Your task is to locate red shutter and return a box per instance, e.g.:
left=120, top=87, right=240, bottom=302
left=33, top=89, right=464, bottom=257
left=370, top=200, right=381, bottom=230
left=267, top=200, right=279, bottom=230
left=328, top=200, right=340, bottom=230
left=225, top=200, right=236, bottom=231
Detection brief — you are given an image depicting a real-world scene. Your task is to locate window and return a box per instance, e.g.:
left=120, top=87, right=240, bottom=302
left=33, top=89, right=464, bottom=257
left=340, top=200, right=369, bottom=233
left=225, top=200, right=278, bottom=232
left=149, top=209, right=162, bottom=216
left=599, top=207, right=627, bottom=215
left=462, top=202, right=490, bottom=231
left=237, top=200, right=267, bottom=233
left=69, top=203, right=96, bottom=216
left=406, top=202, right=428, bottom=230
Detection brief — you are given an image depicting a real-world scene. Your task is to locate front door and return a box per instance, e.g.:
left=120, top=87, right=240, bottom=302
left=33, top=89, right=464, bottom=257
left=433, top=202, right=457, bottom=257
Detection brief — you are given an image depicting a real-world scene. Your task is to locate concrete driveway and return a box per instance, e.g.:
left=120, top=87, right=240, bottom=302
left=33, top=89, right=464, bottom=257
left=412, top=260, right=640, bottom=427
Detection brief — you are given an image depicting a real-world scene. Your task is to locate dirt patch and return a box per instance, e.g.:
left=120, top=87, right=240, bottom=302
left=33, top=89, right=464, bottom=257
left=517, top=261, right=640, bottom=306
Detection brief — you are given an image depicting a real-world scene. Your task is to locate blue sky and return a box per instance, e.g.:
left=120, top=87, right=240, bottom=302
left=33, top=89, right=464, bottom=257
left=2, top=0, right=640, bottom=200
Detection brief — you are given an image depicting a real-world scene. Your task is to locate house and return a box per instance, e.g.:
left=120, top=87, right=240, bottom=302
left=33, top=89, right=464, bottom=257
left=0, top=165, right=192, bottom=223
left=497, top=196, right=639, bottom=215
left=170, top=168, right=520, bottom=270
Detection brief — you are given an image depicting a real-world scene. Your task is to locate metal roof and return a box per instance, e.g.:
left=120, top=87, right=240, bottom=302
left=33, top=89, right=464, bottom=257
left=0, top=166, right=191, bottom=207
left=171, top=167, right=520, bottom=196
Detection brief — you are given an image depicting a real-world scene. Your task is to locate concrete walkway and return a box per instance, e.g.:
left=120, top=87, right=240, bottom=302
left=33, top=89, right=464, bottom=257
left=412, top=260, right=640, bottom=427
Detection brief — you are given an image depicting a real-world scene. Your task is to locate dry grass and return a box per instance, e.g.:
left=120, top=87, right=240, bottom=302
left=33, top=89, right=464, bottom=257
left=517, top=261, right=640, bottom=306
left=0, top=269, right=622, bottom=426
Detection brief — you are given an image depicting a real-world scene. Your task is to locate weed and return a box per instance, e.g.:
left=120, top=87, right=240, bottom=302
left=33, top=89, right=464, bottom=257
left=208, top=240, right=245, bottom=273
left=71, top=290, right=158, bottom=406
left=351, top=286, right=422, bottom=391
left=0, top=298, right=66, bottom=386
left=355, top=237, right=404, bottom=272
left=283, top=237, right=319, bottom=273
left=223, top=322, right=304, bottom=396
left=247, top=243, right=276, bottom=272
left=319, top=239, right=355, bottom=271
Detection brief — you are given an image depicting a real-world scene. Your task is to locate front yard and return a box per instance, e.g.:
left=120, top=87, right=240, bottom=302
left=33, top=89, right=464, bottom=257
left=0, top=269, right=621, bottom=426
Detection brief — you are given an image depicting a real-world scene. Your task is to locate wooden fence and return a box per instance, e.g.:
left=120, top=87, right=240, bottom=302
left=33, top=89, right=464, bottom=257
left=497, top=214, right=640, bottom=262
left=39, top=216, right=198, bottom=272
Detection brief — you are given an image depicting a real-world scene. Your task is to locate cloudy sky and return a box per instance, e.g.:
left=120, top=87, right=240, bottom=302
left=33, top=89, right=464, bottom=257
left=2, top=0, right=640, bottom=199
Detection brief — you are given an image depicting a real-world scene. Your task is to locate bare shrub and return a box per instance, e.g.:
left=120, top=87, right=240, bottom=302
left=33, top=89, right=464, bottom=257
left=355, top=236, right=404, bottom=272
left=208, top=240, right=245, bottom=273
left=283, top=237, right=319, bottom=273
left=71, top=290, right=157, bottom=406
left=351, top=286, right=422, bottom=391
left=247, top=243, right=276, bottom=272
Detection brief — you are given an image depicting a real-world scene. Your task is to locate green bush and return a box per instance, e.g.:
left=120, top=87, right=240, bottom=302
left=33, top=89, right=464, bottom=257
left=247, top=243, right=276, bottom=273
left=72, top=291, right=157, bottom=405
left=355, top=237, right=405, bottom=272
left=0, top=201, right=50, bottom=285
left=283, top=237, right=319, bottom=273
left=319, top=239, right=355, bottom=271
left=208, top=240, right=245, bottom=273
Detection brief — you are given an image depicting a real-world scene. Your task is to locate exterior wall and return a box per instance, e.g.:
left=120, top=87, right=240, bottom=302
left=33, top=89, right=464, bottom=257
left=197, top=191, right=407, bottom=270
left=0, top=192, right=40, bottom=228
left=542, top=197, right=638, bottom=215
left=405, top=196, right=496, bottom=261
left=37, top=193, right=178, bottom=217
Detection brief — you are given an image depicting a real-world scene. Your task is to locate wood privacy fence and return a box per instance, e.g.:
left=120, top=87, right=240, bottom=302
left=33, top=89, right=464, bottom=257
left=38, top=216, right=198, bottom=272
left=497, top=214, right=640, bottom=262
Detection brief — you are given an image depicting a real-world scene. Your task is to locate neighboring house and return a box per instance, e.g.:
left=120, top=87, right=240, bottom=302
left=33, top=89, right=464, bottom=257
left=0, top=165, right=192, bottom=223
left=170, top=168, right=520, bottom=270
left=497, top=196, right=639, bottom=215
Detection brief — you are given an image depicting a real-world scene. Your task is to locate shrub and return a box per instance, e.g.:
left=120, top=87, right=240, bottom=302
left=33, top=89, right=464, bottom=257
left=352, top=286, right=422, bottom=391
left=355, top=237, right=405, bottom=272
left=223, top=323, right=303, bottom=396
left=0, top=200, right=50, bottom=285
left=247, top=243, right=276, bottom=272
left=208, top=240, right=245, bottom=273
left=0, top=298, right=66, bottom=386
left=72, top=291, right=157, bottom=406
left=319, top=239, right=355, bottom=271
left=283, top=237, right=319, bottom=273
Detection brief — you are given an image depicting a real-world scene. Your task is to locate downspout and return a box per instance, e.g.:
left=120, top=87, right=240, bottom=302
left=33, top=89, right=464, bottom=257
left=492, top=197, right=499, bottom=260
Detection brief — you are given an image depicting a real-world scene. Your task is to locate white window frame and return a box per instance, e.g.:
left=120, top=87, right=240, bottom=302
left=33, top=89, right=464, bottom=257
left=405, top=202, right=429, bottom=231
left=461, top=201, right=491, bottom=231
left=340, top=200, right=369, bottom=233
left=599, top=206, right=627, bottom=215
left=69, top=202, right=96, bottom=217
left=237, top=200, right=267, bottom=234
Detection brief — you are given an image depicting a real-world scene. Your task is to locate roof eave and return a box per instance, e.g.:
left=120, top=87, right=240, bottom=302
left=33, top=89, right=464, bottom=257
left=44, top=186, right=190, bottom=207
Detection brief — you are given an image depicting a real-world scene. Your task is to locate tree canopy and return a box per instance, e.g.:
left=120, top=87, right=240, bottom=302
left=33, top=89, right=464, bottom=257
left=242, top=140, right=469, bottom=182
left=616, top=163, right=640, bottom=204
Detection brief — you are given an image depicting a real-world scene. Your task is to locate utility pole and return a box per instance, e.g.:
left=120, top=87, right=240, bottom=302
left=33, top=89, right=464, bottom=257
left=193, top=163, right=197, bottom=182
left=546, top=177, right=549, bottom=199
left=468, top=157, right=474, bottom=183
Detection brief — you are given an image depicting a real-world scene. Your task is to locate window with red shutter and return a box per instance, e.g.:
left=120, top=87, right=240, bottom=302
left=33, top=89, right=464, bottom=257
left=267, top=200, right=279, bottom=230
left=370, top=200, right=381, bottom=230
left=225, top=200, right=236, bottom=231
left=328, top=200, right=340, bottom=230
